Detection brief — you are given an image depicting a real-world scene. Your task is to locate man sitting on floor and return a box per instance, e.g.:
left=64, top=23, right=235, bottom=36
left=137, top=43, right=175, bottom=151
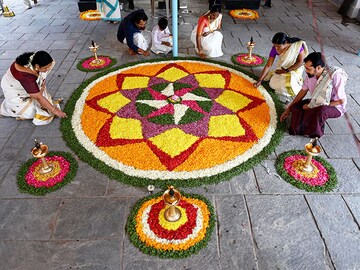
left=280, top=52, right=348, bottom=138
left=117, top=9, right=151, bottom=56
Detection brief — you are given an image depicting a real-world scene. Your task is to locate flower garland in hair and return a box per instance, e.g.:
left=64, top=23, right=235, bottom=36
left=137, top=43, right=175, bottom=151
left=25, top=53, right=36, bottom=70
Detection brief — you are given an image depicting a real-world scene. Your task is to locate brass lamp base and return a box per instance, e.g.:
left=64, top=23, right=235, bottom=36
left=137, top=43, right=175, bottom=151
left=244, top=56, right=254, bottom=61
left=164, top=206, right=181, bottom=222
left=302, top=163, right=315, bottom=172
left=39, top=163, right=54, bottom=174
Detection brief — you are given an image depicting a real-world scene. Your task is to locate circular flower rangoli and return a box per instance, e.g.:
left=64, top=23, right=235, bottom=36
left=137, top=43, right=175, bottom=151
left=230, top=9, right=259, bottom=20
left=126, top=192, right=215, bottom=258
left=77, top=55, right=117, bottom=72
left=276, top=150, right=337, bottom=192
left=17, top=152, right=78, bottom=196
left=62, top=59, right=281, bottom=187
left=232, top=53, right=267, bottom=67
left=79, top=10, right=101, bottom=21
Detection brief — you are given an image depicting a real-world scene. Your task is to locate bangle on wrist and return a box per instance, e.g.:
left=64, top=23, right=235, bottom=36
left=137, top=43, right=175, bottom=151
left=50, top=106, right=56, bottom=113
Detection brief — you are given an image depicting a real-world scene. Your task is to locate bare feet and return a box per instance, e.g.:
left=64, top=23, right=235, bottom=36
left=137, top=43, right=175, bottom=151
left=128, top=48, right=137, bottom=56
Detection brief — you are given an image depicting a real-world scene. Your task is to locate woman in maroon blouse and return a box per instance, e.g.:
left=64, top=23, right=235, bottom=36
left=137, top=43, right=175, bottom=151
left=1, top=51, right=66, bottom=125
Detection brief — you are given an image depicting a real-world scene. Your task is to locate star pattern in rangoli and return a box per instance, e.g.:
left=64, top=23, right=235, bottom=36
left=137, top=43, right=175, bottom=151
left=81, top=62, right=269, bottom=171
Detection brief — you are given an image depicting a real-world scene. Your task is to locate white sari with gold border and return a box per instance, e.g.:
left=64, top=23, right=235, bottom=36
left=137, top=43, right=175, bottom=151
left=266, top=41, right=309, bottom=98
left=0, top=62, right=59, bottom=125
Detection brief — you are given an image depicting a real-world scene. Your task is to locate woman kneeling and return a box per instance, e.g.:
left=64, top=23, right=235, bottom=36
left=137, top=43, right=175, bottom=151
left=1, top=51, right=66, bottom=125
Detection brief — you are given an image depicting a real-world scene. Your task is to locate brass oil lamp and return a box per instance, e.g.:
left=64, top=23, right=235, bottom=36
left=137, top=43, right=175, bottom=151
left=31, top=140, right=53, bottom=174
left=302, top=138, right=321, bottom=172
left=89, top=40, right=101, bottom=64
left=244, top=36, right=256, bottom=61
left=163, top=186, right=181, bottom=222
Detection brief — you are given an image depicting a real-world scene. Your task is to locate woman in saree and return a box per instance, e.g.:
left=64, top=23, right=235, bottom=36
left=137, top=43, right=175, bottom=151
left=96, top=0, right=121, bottom=24
left=0, top=51, right=67, bottom=125
left=253, top=32, right=308, bottom=102
left=191, top=4, right=223, bottom=58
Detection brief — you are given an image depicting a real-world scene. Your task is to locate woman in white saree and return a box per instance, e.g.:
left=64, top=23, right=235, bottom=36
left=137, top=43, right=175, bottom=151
left=0, top=51, right=67, bottom=125
left=253, top=32, right=308, bottom=102
left=191, top=5, right=223, bottom=58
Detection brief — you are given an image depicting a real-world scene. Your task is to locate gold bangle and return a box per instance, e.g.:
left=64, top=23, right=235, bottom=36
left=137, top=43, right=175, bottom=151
left=50, top=106, right=56, bottom=113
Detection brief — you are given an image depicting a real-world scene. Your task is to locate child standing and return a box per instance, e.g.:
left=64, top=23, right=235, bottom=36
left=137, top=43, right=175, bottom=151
left=151, top=17, right=173, bottom=55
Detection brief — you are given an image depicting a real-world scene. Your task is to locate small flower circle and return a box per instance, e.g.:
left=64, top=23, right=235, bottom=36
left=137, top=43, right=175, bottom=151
left=77, top=55, right=117, bottom=72
left=230, top=9, right=259, bottom=20
left=276, top=150, right=338, bottom=192
left=17, top=152, right=78, bottom=196
left=79, top=10, right=101, bottom=21
left=127, top=192, right=215, bottom=258
left=232, top=53, right=267, bottom=67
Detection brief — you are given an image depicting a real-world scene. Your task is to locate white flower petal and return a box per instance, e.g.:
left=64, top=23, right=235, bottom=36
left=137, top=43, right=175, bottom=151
left=173, top=104, right=189, bottom=124
left=136, top=100, right=168, bottom=109
left=161, top=83, right=174, bottom=96
left=182, top=93, right=211, bottom=101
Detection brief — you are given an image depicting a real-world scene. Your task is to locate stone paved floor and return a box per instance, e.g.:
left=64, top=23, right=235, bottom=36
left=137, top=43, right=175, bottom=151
left=0, top=0, right=360, bottom=269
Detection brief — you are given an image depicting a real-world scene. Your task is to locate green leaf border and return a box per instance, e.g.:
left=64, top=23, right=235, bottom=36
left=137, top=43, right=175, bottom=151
left=17, top=151, right=78, bottom=196
left=61, top=57, right=286, bottom=188
left=275, top=150, right=338, bottom=192
left=76, top=55, right=117, bottom=72
left=126, top=191, right=216, bottom=259
left=231, top=53, right=267, bottom=68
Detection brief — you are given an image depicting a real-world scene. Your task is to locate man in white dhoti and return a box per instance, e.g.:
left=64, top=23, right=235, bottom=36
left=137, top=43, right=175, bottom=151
left=0, top=51, right=67, bottom=125
left=117, top=9, right=151, bottom=56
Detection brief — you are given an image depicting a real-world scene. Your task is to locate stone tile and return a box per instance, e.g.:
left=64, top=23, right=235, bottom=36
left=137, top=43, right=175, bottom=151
left=253, top=162, right=303, bottom=194
left=0, top=124, right=35, bottom=162
left=68, top=161, right=109, bottom=197
left=182, top=180, right=231, bottom=195
left=0, top=161, right=12, bottom=184
left=55, top=82, right=80, bottom=98
left=61, top=68, right=87, bottom=84
left=122, top=229, right=221, bottom=270
left=215, top=195, right=257, bottom=269
left=246, top=195, right=330, bottom=270
left=1, top=40, right=25, bottom=50
left=229, top=169, right=260, bottom=194
left=343, top=195, right=360, bottom=226
left=106, top=180, right=152, bottom=197
left=53, top=197, right=127, bottom=239
left=50, top=18, right=68, bottom=26
left=275, top=135, right=315, bottom=155
left=0, top=240, right=122, bottom=270
left=0, top=198, right=61, bottom=240
left=306, top=195, right=360, bottom=269
left=328, top=159, right=360, bottom=193
left=0, top=118, right=18, bottom=139
left=321, top=134, right=360, bottom=158
left=326, top=114, right=360, bottom=134
left=44, top=33, right=71, bottom=41
left=0, top=160, right=35, bottom=198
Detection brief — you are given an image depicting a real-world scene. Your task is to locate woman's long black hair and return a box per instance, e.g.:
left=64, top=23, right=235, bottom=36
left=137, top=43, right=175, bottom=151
left=272, top=32, right=301, bottom=44
left=15, top=51, right=53, bottom=67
